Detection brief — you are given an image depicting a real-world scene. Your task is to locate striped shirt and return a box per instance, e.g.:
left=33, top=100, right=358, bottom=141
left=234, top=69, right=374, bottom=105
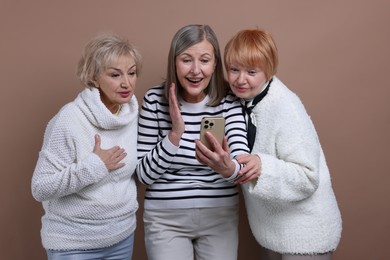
left=136, top=85, right=249, bottom=209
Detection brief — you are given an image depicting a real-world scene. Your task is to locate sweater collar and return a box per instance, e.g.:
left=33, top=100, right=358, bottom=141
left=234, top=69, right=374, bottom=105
left=242, top=77, right=273, bottom=108
left=76, top=87, right=138, bottom=130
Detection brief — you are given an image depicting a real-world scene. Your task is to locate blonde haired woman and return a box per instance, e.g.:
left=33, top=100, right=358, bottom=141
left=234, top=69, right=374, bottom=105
left=32, top=33, right=142, bottom=259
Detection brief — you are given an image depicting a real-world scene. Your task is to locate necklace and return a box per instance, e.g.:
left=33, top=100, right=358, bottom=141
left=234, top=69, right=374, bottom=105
left=114, top=105, right=122, bottom=116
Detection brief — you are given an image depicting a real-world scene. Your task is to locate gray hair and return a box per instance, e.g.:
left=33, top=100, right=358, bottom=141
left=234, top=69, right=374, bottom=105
left=164, top=24, right=228, bottom=106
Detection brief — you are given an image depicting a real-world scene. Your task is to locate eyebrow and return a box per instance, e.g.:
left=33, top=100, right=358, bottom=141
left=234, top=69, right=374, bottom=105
left=107, top=64, right=136, bottom=71
left=179, top=51, right=213, bottom=57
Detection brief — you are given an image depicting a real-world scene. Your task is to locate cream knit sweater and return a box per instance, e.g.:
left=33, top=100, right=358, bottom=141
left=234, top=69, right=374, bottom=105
left=32, top=87, right=139, bottom=250
left=242, top=77, right=342, bottom=254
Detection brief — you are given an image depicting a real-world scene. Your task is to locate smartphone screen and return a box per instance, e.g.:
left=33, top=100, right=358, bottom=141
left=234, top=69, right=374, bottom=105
left=200, top=117, right=225, bottom=151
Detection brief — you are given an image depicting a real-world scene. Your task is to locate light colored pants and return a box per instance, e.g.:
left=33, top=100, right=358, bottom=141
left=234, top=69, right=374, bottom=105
left=144, top=206, right=239, bottom=260
left=261, top=247, right=333, bottom=260
left=46, top=233, right=134, bottom=260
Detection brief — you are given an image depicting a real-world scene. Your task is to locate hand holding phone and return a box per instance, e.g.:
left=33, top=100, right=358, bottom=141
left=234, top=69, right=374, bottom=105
left=199, top=117, right=225, bottom=151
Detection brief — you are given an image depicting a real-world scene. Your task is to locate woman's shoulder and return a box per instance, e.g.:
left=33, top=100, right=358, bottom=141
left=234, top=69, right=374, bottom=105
left=142, top=84, right=166, bottom=102
left=225, top=91, right=240, bottom=100
left=43, top=101, right=82, bottom=140
left=267, top=77, right=304, bottom=107
left=144, top=84, right=165, bottom=96
left=211, top=92, right=241, bottom=112
left=271, top=77, right=299, bottom=97
left=264, top=77, right=311, bottom=122
left=141, top=84, right=169, bottom=110
left=221, top=91, right=241, bottom=104
left=53, top=100, right=81, bottom=121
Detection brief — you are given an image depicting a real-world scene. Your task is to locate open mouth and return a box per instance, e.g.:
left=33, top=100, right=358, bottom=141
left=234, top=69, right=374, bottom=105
left=186, top=78, right=203, bottom=84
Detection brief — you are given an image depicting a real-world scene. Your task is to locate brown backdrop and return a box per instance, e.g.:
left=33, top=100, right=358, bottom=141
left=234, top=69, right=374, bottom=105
left=1, top=0, right=389, bottom=259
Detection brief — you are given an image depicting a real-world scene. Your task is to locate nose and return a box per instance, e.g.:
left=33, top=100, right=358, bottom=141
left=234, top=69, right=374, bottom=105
left=237, top=72, right=246, bottom=84
left=190, top=61, right=201, bottom=75
left=121, top=76, right=131, bottom=88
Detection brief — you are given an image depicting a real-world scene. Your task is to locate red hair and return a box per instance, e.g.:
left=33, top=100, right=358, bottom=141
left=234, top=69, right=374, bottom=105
left=224, top=29, right=278, bottom=80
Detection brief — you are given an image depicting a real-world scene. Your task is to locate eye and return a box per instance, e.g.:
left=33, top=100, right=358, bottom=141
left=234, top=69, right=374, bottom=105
left=111, top=73, right=120, bottom=78
left=229, top=67, right=239, bottom=73
left=201, top=59, right=210, bottom=64
left=128, top=70, right=136, bottom=76
left=248, top=70, right=257, bottom=76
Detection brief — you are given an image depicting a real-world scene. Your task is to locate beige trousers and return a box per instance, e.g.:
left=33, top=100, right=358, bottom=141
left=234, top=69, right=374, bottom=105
left=143, top=206, right=239, bottom=260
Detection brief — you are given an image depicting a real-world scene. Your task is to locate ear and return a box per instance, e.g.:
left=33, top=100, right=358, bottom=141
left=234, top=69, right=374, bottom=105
left=90, top=75, right=100, bottom=88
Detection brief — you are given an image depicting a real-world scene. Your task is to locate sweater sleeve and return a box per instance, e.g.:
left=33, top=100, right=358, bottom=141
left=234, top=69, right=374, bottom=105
left=224, top=96, right=250, bottom=179
left=31, top=112, right=108, bottom=202
left=135, top=89, right=179, bottom=185
left=224, top=96, right=250, bottom=158
left=248, top=91, right=321, bottom=202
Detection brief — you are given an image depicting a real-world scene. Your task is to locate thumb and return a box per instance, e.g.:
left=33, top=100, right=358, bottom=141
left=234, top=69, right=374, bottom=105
left=93, top=134, right=101, bottom=153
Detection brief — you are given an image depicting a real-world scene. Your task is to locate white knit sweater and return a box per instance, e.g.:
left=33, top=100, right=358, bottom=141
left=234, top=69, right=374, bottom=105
left=242, top=77, right=342, bottom=254
left=32, top=87, right=139, bottom=250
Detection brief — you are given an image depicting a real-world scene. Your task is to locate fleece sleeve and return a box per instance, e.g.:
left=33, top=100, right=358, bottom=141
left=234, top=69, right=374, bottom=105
left=248, top=95, right=321, bottom=202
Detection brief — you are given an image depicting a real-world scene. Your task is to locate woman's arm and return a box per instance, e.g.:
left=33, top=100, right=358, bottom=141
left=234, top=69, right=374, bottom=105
left=195, top=97, right=251, bottom=183
left=244, top=92, right=321, bottom=202
left=135, top=84, right=183, bottom=185
left=31, top=117, right=109, bottom=202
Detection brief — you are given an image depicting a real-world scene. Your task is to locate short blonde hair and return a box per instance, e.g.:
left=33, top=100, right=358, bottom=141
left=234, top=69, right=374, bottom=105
left=77, top=33, right=142, bottom=87
left=224, top=29, right=278, bottom=81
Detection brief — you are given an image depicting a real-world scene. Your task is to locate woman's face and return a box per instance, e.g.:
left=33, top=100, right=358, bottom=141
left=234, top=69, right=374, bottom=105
left=227, top=63, right=267, bottom=100
left=175, top=39, right=216, bottom=103
left=93, top=55, right=137, bottom=113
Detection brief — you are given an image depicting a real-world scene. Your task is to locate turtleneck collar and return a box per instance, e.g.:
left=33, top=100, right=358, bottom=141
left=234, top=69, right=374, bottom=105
left=75, top=87, right=138, bottom=130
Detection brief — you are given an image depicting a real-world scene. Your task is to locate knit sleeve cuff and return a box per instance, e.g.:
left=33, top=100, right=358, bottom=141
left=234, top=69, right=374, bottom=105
left=223, top=158, right=241, bottom=183
left=161, top=135, right=180, bottom=154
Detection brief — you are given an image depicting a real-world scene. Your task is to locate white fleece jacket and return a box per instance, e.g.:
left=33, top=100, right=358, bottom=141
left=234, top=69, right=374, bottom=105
left=242, top=76, right=342, bottom=254
left=32, top=87, right=139, bottom=250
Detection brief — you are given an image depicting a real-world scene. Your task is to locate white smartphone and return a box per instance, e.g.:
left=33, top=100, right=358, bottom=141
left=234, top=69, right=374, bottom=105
left=200, top=117, right=225, bottom=151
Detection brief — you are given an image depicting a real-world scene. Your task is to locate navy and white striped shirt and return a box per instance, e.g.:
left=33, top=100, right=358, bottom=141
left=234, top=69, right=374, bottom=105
left=136, top=85, right=249, bottom=209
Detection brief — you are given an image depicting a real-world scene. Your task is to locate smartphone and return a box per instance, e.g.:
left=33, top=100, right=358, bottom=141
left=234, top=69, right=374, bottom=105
left=200, top=117, right=225, bottom=151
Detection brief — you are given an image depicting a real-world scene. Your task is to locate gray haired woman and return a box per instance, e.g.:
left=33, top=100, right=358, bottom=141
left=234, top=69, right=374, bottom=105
left=136, top=24, right=250, bottom=260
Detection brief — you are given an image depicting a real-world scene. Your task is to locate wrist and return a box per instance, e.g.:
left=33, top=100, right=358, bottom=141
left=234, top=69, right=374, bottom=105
left=168, top=131, right=182, bottom=146
left=223, top=158, right=241, bottom=183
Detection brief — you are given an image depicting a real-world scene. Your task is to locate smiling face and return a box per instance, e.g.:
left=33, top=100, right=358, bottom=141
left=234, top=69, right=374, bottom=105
left=227, top=63, right=268, bottom=100
left=92, top=55, right=137, bottom=113
left=175, top=39, right=216, bottom=103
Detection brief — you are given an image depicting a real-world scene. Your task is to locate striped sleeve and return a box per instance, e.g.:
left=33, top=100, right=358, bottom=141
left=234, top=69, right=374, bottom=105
left=223, top=93, right=250, bottom=178
left=136, top=86, right=178, bottom=185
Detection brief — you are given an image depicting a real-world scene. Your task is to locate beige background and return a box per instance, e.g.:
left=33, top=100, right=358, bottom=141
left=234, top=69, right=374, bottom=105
left=1, top=0, right=389, bottom=259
